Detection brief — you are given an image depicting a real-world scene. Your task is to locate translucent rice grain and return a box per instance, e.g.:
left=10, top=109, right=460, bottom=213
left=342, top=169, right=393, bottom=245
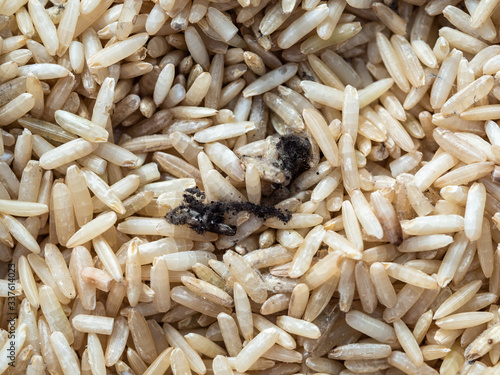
left=477, top=219, right=494, bottom=278
left=330, top=343, right=392, bottom=360
left=150, top=256, right=171, bottom=312
left=288, top=225, right=325, bottom=278
left=72, top=315, right=114, bottom=335
left=128, top=309, right=158, bottom=364
left=81, top=267, right=113, bottom=292
left=82, top=169, right=126, bottom=214
left=0, top=213, right=39, bottom=253
left=253, top=314, right=297, bottom=350
left=465, top=324, right=500, bottom=361
left=441, top=75, right=494, bottom=116
left=430, top=49, right=462, bottom=109
left=38, top=139, right=94, bottom=170
left=405, top=180, right=434, bottom=216
left=194, top=122, right=255, bottom=143
left=18, top=255, right=39, bottom=308
left=345, top=310, right=397, bottom=344
left=370, top=262, right=397, bottom=308
left=376, top=32, right=410, bottom=93
left=0, top=93, right=34, bottom=126
left=436, top=312, right=494, bottom=330
left=92, top=236, right=123, bottom=283
left=245, top=164, right=261, bottom=205
left=170, top=347, right=191, bottom=375
left=464, top=182, right=486, bottom=241
left=388, top=351, right=436, bottom=375
left=355, top=261, right=378, bottom=313
left=265, top=213, right=323, bottom=229
left=286, top=283, right=309, bottom=319
left=439, top=27, right=488, bottom=54
left=342, top=85, right=360, bottom=140
left=433, top=127, right=486, bottom=164
left=376, top=106, right=415, bottom=152
left=307, top=54, right=345, bottom=90
left=391, top=35, right=425, bottom=88
left=243, top=63, right=298, bottom=97
left=18, top=63, right=69, bottom=79
left=65, top=211, right=117, bottom=248
left=399, top=234, right=453, bottom=252
left=153, top=63, right=175, bottom=106
left=123, top=239, right=141, bottom=309
left=45, top=243, right=76, bottom=299
left=300, top=252, right=341, bottom=290
left=404, top=69, right=436, bottom=110
left=383, top=262, right=438, bottom=289
left=212, top=355, right=233, bottom=375
left=40, top=285, right=74, bottom=345
left=183, top=72, right=212, bottom=106
left=88, top=33, right=149, bottom=69
left=163, top=323, right=206, bottom=374
left=206, top=7, right=239, bottom=42
left=49, top=331, right=80, bottom=375
left=403, top=215, right=464, bottom=237
left=224, top=250, right=267, bottom=303
left=277, top=5, right=329, bottom=49
left=87, top=333, right=106, bottom=375
left=56, top=0, right=79, bottom=57
left=51, top=182, right=75, bottom=247
left=339, top=134, right=361, bottom=194
left=182, top=276, right=233, bottom=308
left=185, top=27, right=209, bottom=69
left=55, top=110, right=108, bottom=142
left=233, top=282, right=253, bottom=342
left=234, top=328, right=279, bottom=372
left=0, top=199, right=47, bottom=217
left=434, top=231, right=469, bottom=286
left=185, top=333, right=227, bottom=359
left=380, top=92, right=406, bottom=122
left=115, top=0, right=141, bottom=41
left=28, top=0, right=58, bottom=56
left=434, top=280, right=482, bottom=319
left=394, top=319, right=424, bottom=366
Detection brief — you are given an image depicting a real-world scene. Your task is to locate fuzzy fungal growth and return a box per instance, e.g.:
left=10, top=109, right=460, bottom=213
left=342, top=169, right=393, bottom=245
left=166, top=188, right=292, bottom=235
left=275, top=134, right=312, bottom=184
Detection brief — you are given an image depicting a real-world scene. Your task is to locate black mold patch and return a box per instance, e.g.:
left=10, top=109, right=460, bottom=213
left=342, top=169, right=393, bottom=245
left=276, top=134, right=312, bottom=184
left=166, top=188, right=291, bottom=236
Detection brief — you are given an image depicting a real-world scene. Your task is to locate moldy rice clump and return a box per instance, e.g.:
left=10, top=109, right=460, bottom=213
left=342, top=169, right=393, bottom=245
left=166, top=188, right=292, bottom=235
left=275, top=133, right=312, bottom=184
left=167, top=133, right=311, bottom=235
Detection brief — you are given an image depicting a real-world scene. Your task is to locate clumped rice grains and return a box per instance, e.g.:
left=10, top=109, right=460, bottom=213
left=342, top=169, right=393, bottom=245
left=3, top=0, right=500, bottom=374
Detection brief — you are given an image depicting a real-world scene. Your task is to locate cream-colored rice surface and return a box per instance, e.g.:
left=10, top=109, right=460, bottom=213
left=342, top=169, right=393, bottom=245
left=0, top=0, right=500, bottom=373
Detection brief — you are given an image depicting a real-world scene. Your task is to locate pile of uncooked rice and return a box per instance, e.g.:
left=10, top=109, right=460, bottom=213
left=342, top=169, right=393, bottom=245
left=3, top=0, right=500, bottom=373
